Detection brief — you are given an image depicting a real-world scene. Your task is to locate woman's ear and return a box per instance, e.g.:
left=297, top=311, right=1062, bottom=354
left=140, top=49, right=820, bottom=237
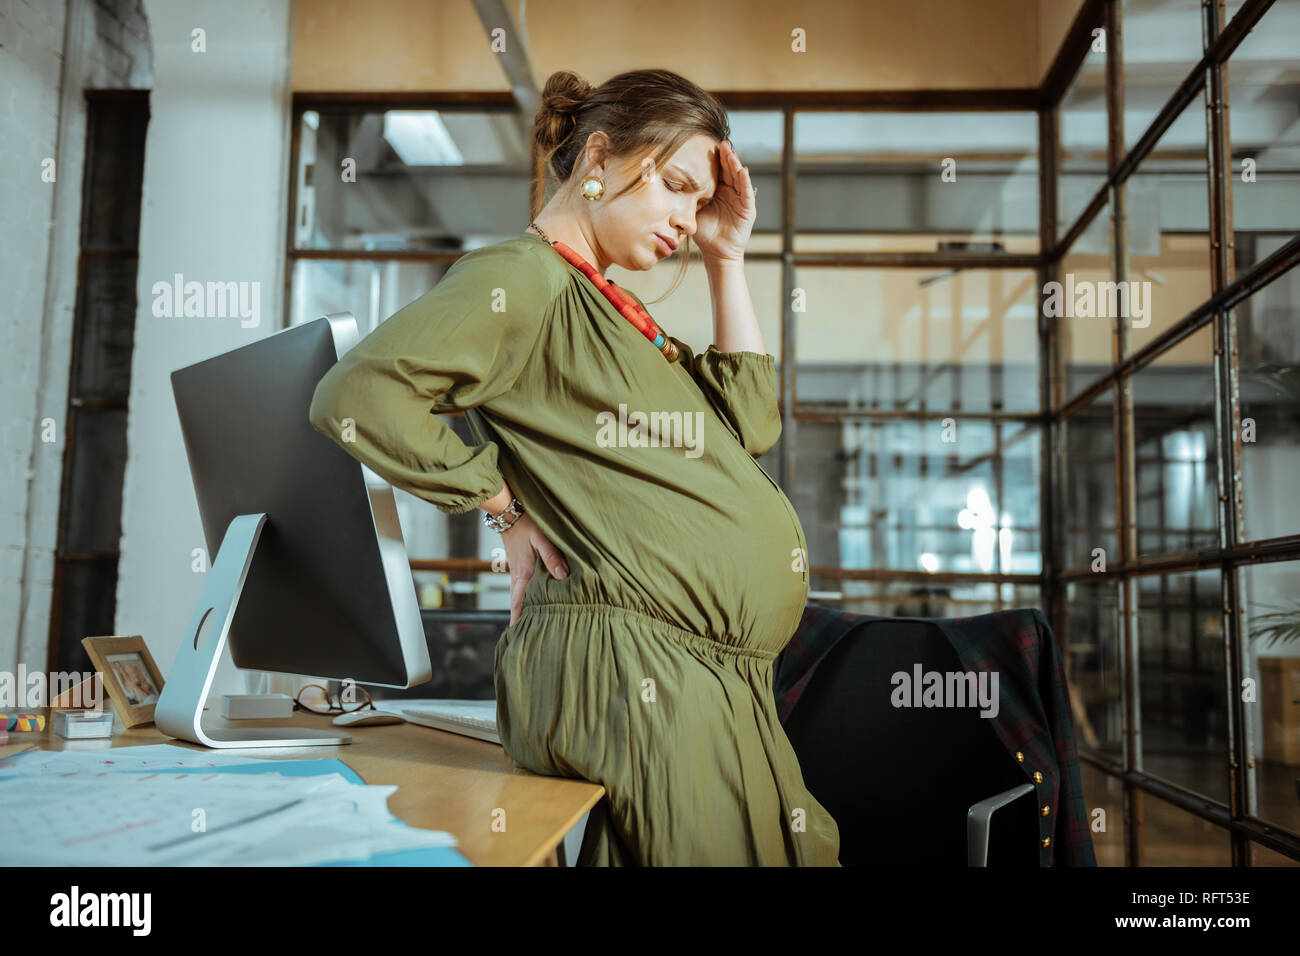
left=581, top=130, right=611, bottom=177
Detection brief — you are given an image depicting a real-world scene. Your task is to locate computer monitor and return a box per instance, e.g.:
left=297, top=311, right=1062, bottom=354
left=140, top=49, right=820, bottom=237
left=159, top=313, right=431, bottom=748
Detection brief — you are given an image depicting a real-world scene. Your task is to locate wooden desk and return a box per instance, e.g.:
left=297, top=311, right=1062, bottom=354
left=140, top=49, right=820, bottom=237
left=0, top=708, right=604, bottom=867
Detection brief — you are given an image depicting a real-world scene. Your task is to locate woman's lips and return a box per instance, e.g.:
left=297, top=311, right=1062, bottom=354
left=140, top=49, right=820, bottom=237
left=654, top=234, right=675, bottom=256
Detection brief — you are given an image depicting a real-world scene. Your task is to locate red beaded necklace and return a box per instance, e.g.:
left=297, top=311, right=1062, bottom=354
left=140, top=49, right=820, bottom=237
left=525, top=226, right=679, bottom=362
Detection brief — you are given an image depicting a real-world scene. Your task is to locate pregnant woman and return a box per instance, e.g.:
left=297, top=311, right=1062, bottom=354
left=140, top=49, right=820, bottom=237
left=309, top=68, right=840, bottom=866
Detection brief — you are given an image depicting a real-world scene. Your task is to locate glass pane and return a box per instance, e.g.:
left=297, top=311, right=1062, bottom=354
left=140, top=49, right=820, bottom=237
left=608, top=258, right=783, bottom=362
left=75, top=255, right=138, bottom=402
left=794, top=112, right=1039, bottom=252
left=1058, top=48, right=1108, bottom=240
left=1137, top=568, right=1227, bottom=803
left=792, top=234, right=1038, bottom=254
left=1129, top=233, right=1212, bottom=354
left=1057, top=203, right=1115, bottom=404
left=52, top=561, right=117, bottom=677
left=1227, top=0, right=1300, bottom=273
left=1237, top=262, right=1300, bottom=541
left=1132, top=323, right=1218, bottom=557
left=1142, top=792, right=1232, bottom=864
left=1079, top=763, right=1126, bottom=865
left=294, top=108, right=529, bottom=252
left=756, top=433, right=783, bottom=490
left=803, top=579, right=1043, bottom=617
left=1061, top=385, right=1117, bottom=570
left=721, top=110, right=783, bottom=238
left=1238, top=560, right=1300, bottom=838
left=1057, top=99, right=1209, bottom=393
left=791, top=419, right=1041, bottom=575
left=1121, top=0, right=1209, bottom=149
left=358, top=613, right=501, bottom=701
left=293, top=107, right=786, bottom=254
left=1250, top=841, right=1300, bottom=866
left=388, top=418, right=508, bottom=586
left=1066, top=577, right=1124, bottom=762
left=64, top=408, right=128, bottom=553
left=1124, top=97, right=1211, bottom=360
left=794, top=268, right=1040, bottom=413
left=290, top=258, right=448, bottom=333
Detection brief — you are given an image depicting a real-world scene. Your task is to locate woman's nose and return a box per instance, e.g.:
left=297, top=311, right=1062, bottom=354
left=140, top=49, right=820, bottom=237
left=671, top=207, right=694, bottom=237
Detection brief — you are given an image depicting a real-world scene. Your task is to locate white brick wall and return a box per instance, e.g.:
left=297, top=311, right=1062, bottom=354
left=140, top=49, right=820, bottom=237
left=4, top=0, right=302, bottom=706
left=1, top=0, right=73, bottom=678
left=2, top=0, right=151, bottom=679
left=4, top=0, right=298, bottom=703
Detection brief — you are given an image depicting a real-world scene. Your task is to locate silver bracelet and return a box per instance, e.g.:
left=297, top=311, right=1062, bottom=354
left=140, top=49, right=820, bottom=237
left=482, top=496, right=525, bottom=533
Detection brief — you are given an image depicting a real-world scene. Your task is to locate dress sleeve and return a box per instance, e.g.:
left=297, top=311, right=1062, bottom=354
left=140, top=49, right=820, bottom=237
left=613, top=283, right=782, bottom=458
left=309, top=243, right=557, bottom=514
left=670, top=337, right=782, bottom=457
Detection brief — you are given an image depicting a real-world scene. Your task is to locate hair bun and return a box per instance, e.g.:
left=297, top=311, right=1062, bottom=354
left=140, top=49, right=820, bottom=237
left=541, top=70, right=592, bottom=117
left=534, top=71, right=592, bottom=156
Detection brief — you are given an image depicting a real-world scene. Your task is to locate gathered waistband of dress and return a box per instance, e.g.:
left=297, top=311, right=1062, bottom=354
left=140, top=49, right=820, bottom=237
left=516, top=601, right=780, bottom=663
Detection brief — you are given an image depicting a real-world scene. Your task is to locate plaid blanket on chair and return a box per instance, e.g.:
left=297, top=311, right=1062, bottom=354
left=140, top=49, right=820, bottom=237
left=773, top=604, right=1097, bottom=867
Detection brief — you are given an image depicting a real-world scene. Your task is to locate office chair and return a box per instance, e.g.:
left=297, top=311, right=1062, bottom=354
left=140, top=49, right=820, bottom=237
left=780, top=616, right=1041, bottom=866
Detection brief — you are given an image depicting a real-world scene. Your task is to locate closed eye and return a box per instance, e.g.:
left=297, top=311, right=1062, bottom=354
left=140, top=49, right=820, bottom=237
left=666, top=180, right=711, bottom=207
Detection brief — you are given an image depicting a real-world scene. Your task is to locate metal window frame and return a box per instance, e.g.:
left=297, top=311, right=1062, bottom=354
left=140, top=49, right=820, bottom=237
left=1047, top=0, right=1300, bottom=866
left=282, top=0, right=1300, bottom=862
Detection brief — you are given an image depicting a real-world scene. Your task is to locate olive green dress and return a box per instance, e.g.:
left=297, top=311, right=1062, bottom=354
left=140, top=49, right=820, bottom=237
left=308, top=232, right=841, bottom=866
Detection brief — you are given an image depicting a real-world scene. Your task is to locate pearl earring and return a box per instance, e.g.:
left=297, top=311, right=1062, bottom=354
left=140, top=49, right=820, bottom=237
left=580, top=176, right=605, bottom=200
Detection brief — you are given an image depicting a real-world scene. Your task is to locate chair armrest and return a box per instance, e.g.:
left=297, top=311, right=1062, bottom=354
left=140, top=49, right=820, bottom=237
left=967, top=783, right=1036, bottom=866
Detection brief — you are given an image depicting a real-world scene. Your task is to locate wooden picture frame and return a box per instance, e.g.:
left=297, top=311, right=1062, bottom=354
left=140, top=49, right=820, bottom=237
left=81, top=635, right=166, bottom=729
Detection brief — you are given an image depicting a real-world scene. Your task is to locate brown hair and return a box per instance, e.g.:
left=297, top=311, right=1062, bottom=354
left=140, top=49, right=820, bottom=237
left=532, top=69, right=731, bottom=300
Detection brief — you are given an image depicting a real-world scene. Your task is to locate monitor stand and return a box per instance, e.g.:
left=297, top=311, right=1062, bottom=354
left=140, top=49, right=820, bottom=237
left=155, top=513, right=352, bottom=748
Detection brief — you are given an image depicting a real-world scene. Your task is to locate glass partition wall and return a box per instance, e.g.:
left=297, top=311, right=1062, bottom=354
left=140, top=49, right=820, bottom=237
left=285, top=0, right=1300, bottom=864
left=1049, top=0, right=1300, bottom=867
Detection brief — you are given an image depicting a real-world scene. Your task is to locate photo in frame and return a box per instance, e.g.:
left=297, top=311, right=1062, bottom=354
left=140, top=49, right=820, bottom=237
left=81, top=635, right=166, bottom=729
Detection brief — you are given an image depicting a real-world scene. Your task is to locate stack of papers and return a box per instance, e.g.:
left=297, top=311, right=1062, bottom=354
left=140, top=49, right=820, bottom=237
left=0, top=744, right=470, bottom=867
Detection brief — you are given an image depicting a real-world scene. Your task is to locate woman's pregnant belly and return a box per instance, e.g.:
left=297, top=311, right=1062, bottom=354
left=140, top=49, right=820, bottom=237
left=490, top=398, right=809, bottom=647
left=538, top=439, right=810, bottom=646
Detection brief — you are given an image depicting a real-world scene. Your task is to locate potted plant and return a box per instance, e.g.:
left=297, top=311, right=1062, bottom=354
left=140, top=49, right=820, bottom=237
left=1249, top=601, right=1300, bottom=649
left=1249, top=601, right=1300, bottom=766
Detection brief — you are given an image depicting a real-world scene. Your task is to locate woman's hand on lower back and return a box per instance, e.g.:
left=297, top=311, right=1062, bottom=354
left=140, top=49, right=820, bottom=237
left=500, top=513, right=569, bottom=625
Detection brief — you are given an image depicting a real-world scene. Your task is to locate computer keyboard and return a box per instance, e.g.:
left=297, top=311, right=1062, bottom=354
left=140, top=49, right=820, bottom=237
left=378, top=699, right=499, bottom=744
left=401, top=700, right=496, bottom=729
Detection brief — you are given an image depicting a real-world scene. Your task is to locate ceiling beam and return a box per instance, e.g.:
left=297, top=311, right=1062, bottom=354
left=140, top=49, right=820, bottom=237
left=470, top=0, right=538, bottom=150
